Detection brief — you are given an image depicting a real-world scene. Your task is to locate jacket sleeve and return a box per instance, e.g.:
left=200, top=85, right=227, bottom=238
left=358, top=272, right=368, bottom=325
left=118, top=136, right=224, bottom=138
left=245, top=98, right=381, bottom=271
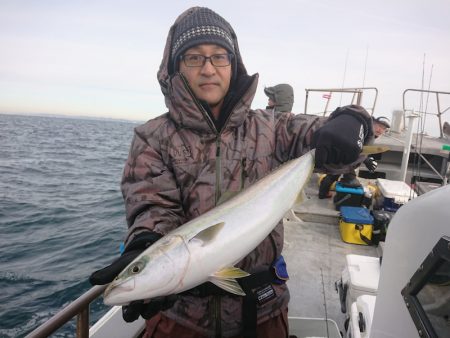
left=121, top=128, right=185, bottom=245
left=273, top=112, right=326, bottom=163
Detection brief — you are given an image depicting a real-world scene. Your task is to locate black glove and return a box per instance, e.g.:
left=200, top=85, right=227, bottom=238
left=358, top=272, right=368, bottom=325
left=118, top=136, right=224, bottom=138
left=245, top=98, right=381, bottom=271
left=312, top=114, right=366, bottom=169
left=364, top=157, right=378, bottom=172
left=122, top=296, right=178, bottom=322
left=89, top=231, right=171, bottom=322
left=89, top=231, right=162, bottom=285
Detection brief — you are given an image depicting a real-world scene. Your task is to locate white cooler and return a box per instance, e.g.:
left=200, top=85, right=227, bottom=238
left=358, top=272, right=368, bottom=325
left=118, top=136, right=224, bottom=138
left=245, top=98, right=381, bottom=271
left=346, top=295, right=376, bottom=338
left=376, top=178, right=417, bottom=212
left=338, top=254, right=380, bottom=315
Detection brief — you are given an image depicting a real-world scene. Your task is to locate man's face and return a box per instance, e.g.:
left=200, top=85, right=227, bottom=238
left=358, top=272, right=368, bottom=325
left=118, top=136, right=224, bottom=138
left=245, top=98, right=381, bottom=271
left=179, top=44, right=232, bottom=114
left=374, top=122, right=388, bottom=138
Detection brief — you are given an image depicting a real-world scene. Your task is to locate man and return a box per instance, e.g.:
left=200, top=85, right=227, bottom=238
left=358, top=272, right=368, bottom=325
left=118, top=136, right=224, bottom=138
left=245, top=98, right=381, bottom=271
left=318, top=116, right=390, bottom=199
left=90, top=7, right=373, bottom=337
left=264, top=84, right=294, bottom=112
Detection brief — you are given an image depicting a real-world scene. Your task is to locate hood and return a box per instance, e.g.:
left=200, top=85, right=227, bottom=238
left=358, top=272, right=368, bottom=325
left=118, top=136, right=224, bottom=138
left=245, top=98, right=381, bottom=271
left=156, top=7, right=257, bottom=133
left=264, top=84, right=294, bottom=112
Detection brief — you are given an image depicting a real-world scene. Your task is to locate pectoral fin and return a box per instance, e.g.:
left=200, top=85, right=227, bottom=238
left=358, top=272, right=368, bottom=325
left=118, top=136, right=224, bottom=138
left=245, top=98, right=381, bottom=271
left=191, top=222, right=225, bottom=246
left=209, top=267, right=250, bottom=296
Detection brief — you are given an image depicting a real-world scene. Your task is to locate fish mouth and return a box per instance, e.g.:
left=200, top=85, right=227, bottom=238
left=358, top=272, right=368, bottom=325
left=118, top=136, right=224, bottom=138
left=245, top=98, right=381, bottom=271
left=103, top=277, right=136, bottom=304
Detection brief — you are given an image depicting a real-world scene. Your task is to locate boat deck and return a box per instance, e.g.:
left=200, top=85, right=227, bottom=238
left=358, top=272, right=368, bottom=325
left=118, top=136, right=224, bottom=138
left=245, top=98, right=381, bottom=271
left=284, top=173, right=379, bottom=334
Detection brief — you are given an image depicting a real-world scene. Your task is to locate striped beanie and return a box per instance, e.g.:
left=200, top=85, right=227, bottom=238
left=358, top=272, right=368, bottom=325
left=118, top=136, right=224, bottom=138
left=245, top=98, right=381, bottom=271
left=171, top=7, right=235, bottom=69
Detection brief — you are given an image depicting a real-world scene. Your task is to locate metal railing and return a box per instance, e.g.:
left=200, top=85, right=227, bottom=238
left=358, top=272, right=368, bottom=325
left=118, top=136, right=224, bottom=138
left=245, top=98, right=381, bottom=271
left=25, top=285, right=107, bottom=338
left=402, top=89, right=450, bottom=138
left=304, top=87, right=378, bottom=116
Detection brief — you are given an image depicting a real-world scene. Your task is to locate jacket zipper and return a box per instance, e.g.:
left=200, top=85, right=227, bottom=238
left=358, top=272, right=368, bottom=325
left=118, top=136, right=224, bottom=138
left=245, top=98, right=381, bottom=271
left=215, top=138, right=222, bottom=204
left=180, top=73, right=240, bottom=337
left=179, top=74, right=217, bottom=134
left=180, top=74, right=222, bottom=335
left=241, top=157, right=247, bottom=191
left=213, top=295, right=222, bottom=338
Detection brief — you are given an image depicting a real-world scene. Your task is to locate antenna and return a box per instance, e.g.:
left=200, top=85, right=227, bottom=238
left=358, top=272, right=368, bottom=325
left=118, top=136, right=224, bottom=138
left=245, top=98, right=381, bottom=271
left=362, top=45, right=369, bottom=88
left=419, top=53, right=425, bottom=112
left=340, top=49, right=349, bottom=105
left=425, top=64, right=434, bottom=114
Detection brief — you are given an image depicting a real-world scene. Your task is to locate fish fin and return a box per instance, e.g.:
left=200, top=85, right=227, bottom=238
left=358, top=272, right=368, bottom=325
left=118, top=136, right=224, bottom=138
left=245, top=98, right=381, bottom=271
left=361, top=145, right=390, bottom=155
left=209, top=277, right=246, bottom=296
left=213, top=266, right=250, bottom=279
left=295, top=190, right=306, bottom=205
left=191, top=222, right=225, bottom=245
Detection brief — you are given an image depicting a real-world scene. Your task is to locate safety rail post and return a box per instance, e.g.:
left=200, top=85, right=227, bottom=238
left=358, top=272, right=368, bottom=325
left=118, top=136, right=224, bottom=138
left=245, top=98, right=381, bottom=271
left=77, top=307, right=89, bottom=338
left=25, top=285, right=107, bottom=338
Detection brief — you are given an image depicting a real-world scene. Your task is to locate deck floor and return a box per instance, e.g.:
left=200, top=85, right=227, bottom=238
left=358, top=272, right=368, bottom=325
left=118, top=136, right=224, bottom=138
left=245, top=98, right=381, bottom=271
left=283, top=174, right=379, bottom=334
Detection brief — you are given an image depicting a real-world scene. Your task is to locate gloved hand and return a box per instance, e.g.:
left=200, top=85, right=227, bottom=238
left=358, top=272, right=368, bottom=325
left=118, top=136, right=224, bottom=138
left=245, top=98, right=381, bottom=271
left=122, top=296, right=178, bottom=322
left=89, top=231, right=172, bottom=322
left=364, top=157, right=378, bottom=172
left=312, top=114, right=366, bottom=169
left=89, top=231, right=162, bottom=285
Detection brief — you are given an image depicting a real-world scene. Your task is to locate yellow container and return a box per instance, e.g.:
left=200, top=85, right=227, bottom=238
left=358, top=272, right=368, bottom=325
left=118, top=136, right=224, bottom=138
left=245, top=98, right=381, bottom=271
left=339, top=220, right=373, bottom=245
left=339, top=206, right=374, bottom=245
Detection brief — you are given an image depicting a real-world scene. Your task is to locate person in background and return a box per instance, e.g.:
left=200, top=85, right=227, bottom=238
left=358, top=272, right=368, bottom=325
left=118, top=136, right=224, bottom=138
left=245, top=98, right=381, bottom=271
left=443, top=121, right=450, bottom=137
left=264, top=84, right=294, bottom=112
left=318, top=115, right=390, bottom=199
left=90, top=7, right=373, bottom=337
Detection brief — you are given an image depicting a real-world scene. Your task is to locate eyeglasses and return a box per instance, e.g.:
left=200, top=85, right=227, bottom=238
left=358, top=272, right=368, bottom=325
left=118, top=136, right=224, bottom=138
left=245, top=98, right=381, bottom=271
left=181, top=53, right=234, bottom=67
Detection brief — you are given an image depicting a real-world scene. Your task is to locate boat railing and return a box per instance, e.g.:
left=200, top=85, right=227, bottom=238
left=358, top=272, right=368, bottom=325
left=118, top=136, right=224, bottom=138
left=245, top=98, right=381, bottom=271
left=304, top=87, right=378, bottom=116
left=403, top=89, right=450, bottom=138
left=25, top=285, right=107, bottom=338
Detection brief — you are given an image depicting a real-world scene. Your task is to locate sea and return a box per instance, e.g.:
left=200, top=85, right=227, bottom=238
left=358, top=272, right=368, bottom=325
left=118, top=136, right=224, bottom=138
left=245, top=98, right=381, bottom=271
left=0, top=114, right=140, bottom=337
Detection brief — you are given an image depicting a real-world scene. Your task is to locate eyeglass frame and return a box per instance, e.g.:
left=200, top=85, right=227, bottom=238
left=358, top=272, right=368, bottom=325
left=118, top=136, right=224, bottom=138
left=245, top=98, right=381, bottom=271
left=180, top=53, right=234, bottom=67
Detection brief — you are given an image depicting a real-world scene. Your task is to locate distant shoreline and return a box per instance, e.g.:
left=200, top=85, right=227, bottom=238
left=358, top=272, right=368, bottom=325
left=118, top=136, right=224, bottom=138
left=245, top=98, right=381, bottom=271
left=0, top=111, right=143, bottom=124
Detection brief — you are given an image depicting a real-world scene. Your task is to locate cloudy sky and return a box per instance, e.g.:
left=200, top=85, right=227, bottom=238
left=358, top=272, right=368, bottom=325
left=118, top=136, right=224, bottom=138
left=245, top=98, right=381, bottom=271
left=1, top=0, right=449, bottom=128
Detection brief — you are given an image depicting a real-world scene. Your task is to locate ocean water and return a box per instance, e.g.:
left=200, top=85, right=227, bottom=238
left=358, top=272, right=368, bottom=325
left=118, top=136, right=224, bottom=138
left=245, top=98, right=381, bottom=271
left=0, top=114, right=139, bottom=337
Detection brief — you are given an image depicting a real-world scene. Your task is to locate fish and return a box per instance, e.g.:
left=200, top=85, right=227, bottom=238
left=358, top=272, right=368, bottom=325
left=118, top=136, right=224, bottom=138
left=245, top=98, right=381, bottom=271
left=103, top=150, right=315, bottom=305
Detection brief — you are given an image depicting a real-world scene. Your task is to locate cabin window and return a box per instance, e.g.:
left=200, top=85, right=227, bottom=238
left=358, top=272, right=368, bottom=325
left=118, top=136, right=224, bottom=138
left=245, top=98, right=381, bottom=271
left=401, top=236, right=450, bottom=338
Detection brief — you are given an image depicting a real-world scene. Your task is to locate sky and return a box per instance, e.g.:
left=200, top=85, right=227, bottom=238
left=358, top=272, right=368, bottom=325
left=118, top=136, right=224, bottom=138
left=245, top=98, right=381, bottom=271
left=1, top=0, right=449, bottom=132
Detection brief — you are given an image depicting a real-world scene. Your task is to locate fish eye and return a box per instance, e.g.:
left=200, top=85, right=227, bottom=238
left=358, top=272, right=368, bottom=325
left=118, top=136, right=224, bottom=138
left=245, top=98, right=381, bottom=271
left=128, top=261, right=144, bottom=275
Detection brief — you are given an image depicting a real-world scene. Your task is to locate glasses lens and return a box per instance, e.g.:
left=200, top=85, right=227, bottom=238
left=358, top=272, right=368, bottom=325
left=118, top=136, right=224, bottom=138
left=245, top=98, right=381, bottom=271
left=210, top=54, right=231, bottom=67
left=183, top=54, right=232, bottom=67
left=183, top=55, right=204, bottom=67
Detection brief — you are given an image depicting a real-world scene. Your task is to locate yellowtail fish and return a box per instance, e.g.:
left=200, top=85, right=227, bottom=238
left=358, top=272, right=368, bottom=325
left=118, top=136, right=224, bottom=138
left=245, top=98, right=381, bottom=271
left=103, top=151, right=314, bottom=305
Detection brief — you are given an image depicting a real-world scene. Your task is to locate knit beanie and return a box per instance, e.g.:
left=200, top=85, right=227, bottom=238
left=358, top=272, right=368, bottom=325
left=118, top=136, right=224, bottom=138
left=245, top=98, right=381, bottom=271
left=171, top=7, right=235, bottom=71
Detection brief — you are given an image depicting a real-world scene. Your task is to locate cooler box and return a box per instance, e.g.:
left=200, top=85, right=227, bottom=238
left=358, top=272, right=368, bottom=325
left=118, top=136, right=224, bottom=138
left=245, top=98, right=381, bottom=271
left=333, top=182, right=365, bottom=210
left=339, top=207, right=374, bottom=245
left=346, top=295, right=376, bottom=338
left=376, top=178, right=417, bottom=212
left=339, top=254, right=380, bottom=315
left=337, top=255, right=380, bottom=314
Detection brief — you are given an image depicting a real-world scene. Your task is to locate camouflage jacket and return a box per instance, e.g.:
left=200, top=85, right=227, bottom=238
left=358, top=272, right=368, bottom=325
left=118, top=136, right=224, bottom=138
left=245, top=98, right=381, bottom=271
left=120, top=8, right=324, bottom=337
